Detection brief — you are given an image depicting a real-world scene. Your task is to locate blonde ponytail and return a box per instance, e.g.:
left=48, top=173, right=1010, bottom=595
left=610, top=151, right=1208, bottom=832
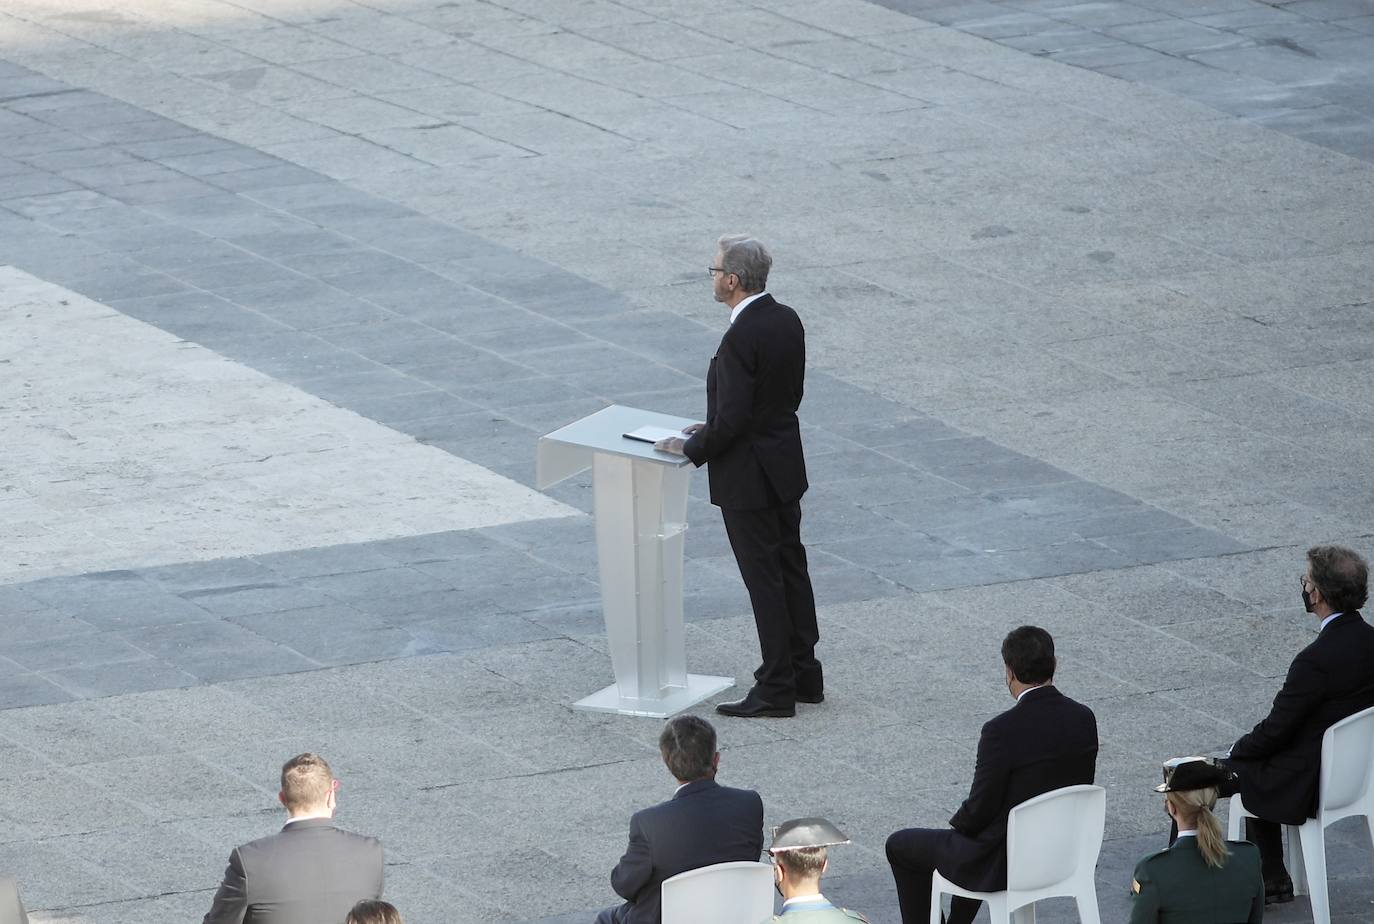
left=1167, top=787, right=1230, bottom=869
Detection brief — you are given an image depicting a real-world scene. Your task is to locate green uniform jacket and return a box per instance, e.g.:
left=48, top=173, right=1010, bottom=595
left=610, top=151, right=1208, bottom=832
left=1128, top=837, right=1263, bottom=924
left=770, top=897, right=869, bottom=924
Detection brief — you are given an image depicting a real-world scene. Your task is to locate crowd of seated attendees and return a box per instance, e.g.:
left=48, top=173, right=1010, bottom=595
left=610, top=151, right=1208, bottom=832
left=3, top=545, right=1365, bottom=924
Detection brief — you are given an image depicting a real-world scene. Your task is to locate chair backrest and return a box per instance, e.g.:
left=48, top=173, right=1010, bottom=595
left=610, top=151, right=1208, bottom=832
left=661, top=860, right=774, bottom=924
left=1005, top=784, right=1106, bottom=893
left=1319, top=704, right=1374, bottom=816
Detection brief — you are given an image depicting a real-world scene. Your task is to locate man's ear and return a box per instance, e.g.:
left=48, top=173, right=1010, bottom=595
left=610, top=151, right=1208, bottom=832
left=711, top=751, right=721, bottom=773
left=277, top=791, right=287, bottom=808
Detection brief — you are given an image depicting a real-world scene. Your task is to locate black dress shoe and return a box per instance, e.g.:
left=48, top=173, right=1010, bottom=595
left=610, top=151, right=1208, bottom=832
left=796, top=690, right=824, bottom=704
left=716, top=691, right=795, bottom=718
left=1264, top=875, right=1295, bottom=905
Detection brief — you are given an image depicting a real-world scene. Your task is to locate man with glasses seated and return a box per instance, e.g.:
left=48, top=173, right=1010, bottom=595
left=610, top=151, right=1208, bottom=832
left=1219, top=544, right=1374, bottom=904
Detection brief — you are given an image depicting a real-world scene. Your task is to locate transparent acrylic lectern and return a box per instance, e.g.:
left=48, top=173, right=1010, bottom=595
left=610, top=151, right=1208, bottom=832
left=537, top=405, right=734, bottom=717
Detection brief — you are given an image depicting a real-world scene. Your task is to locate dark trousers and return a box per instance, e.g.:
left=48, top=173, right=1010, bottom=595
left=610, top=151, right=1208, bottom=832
left=886, top=828, right=983, bottom=924
left=593, top=903, right=627, bottom=924
left=721, top=498, right=820, bottom=704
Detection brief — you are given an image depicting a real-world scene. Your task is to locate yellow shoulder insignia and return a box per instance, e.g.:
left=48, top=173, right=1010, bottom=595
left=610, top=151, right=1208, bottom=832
left=1131, top=879, right=1141, bottom=894
left=842, top=911, right=870, bottom=924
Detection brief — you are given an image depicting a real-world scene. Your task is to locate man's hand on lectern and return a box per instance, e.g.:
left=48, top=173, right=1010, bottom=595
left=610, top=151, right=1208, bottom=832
left=655, top=424, right=703, bottom=456
left=655, top=437, right=686, bottom=455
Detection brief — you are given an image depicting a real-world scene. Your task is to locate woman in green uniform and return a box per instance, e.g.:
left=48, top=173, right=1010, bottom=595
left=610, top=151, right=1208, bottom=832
left=1129, top=757, right=1264, bottom=924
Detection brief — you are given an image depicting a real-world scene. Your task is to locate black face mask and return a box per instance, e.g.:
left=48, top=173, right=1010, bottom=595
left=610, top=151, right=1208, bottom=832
left=1302, top=588, right=1315, bottom=613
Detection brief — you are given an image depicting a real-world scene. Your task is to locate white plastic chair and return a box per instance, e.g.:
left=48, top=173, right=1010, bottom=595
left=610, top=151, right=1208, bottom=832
left=930, top=784, right=1105, bottom=924
left=1227, top=703, right=1374, bottom=924
left=661, top=860, right=774, bottom=924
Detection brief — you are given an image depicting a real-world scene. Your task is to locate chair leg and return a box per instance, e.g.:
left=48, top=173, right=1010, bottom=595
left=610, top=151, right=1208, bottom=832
left=1287, top=824, right=1308, bottom=896
left=1227, top=795, right=1244, bottom=841
left=1297, top=824, right=1330, bottom=924
left=1075, top=884, right=1101, bottom=924
left=928, top=887, right=943, bottom=924
left=987, top=894, right=1011, bottom=924
left=1009, top=901, right=1034, bottom=924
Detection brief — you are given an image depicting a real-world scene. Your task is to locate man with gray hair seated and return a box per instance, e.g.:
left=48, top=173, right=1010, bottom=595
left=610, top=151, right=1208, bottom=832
left=656, top=235, right=822, bottom=719
left=596, top=715, right=764, bottom=924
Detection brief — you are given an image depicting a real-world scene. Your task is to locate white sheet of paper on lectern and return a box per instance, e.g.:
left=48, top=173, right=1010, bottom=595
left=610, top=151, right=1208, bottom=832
left=537, top=405, right=734, bottom=717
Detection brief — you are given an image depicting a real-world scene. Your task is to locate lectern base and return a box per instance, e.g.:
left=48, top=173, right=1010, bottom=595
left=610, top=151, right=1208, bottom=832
left=573, top=674, right=736, bottom=718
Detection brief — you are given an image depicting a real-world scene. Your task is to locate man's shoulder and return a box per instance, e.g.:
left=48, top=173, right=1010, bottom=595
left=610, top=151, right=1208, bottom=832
left=733, top=295, right=801, bottom=331
left=635, top=783, right=761, bottom=823
left=238, top=823, right=381, bottom=858
left=990, top=688, right=1092, bottom=722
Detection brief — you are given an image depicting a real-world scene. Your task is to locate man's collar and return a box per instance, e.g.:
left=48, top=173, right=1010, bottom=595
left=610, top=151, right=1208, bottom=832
left=672, top=778, right=716, bottom=799
left=1320, top=611, right=1345, bottom=631
left=782, top=894, right=827, bottom=907
left=729, top=291, right=767, bottom=324
left=1016, top=683, right=1051, bottom=702
left=282, top=816, right=333, bottom=830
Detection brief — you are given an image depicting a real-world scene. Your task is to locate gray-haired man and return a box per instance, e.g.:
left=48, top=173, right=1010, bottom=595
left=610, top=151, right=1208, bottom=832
left=596, top=715, right=764, bottom=924
left=656, top=235, right=821, bottom=719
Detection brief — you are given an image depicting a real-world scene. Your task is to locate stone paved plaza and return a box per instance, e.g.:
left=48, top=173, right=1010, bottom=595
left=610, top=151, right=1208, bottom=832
left=0, top=0, right=1373, bottom=921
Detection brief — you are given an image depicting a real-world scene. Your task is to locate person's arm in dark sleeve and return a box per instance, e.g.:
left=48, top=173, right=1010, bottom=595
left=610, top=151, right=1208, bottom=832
left=1127, top=861, right=1160, bottom=924
left=1231, top=651, right=1324, bottom=760
left=202, top=848, right=248, bottom=924
left=948, top=721, right=1007, bottom=836
left=748, top=791, right=765, bottom=858
left=683, top=334, right=754, bottom=466
left=610, top=814, right=653, bottom=902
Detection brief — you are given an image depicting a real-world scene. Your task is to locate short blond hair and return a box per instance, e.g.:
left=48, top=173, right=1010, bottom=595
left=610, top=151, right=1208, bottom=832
left=775, top=845, right=827, bottom=877
left=280, top=753, right=333, bottom=812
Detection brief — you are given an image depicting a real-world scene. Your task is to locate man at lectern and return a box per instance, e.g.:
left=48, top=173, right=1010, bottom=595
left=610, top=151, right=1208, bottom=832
left=655, top=234, right=820, bottom=719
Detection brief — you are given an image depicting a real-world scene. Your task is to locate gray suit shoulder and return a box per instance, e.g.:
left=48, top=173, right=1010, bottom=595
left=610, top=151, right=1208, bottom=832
left=240, top=824, right=381, bottom=856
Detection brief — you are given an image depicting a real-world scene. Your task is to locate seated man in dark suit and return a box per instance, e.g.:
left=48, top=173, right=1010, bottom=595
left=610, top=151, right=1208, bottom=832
left=1224, top=544, right=1374, bottom=904
left=596, top=715, right=765, bottom=924
left=886, top=626, right=1099, bottom=924
left=202, top=752, right=385, bottom=924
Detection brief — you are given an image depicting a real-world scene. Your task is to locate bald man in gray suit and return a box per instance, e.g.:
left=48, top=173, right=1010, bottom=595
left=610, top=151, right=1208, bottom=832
left=202, top=753, right=384, bottom=924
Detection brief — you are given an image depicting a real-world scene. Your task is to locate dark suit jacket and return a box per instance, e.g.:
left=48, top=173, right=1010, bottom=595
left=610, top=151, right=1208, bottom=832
left=1128, top=838, right=1263, bottom=924
left=682, top=294, right=807, bottom=510
left=610, top=778, right=765, bottom=924
left=941, top=686, right=1099, bottom=892
left=202, top=818, right=384, bottom=924
left=1229, top=610, right=1374, bottom=824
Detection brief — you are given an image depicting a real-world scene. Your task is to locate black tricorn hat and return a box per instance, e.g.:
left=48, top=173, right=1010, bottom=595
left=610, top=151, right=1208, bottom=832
left=769, top=817, right=850, bottom=852
left=1155, top=756, right=1236, bottom=793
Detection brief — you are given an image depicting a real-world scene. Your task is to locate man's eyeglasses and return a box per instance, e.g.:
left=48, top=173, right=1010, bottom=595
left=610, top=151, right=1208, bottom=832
left=707, top=266, right=733, bottom=278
